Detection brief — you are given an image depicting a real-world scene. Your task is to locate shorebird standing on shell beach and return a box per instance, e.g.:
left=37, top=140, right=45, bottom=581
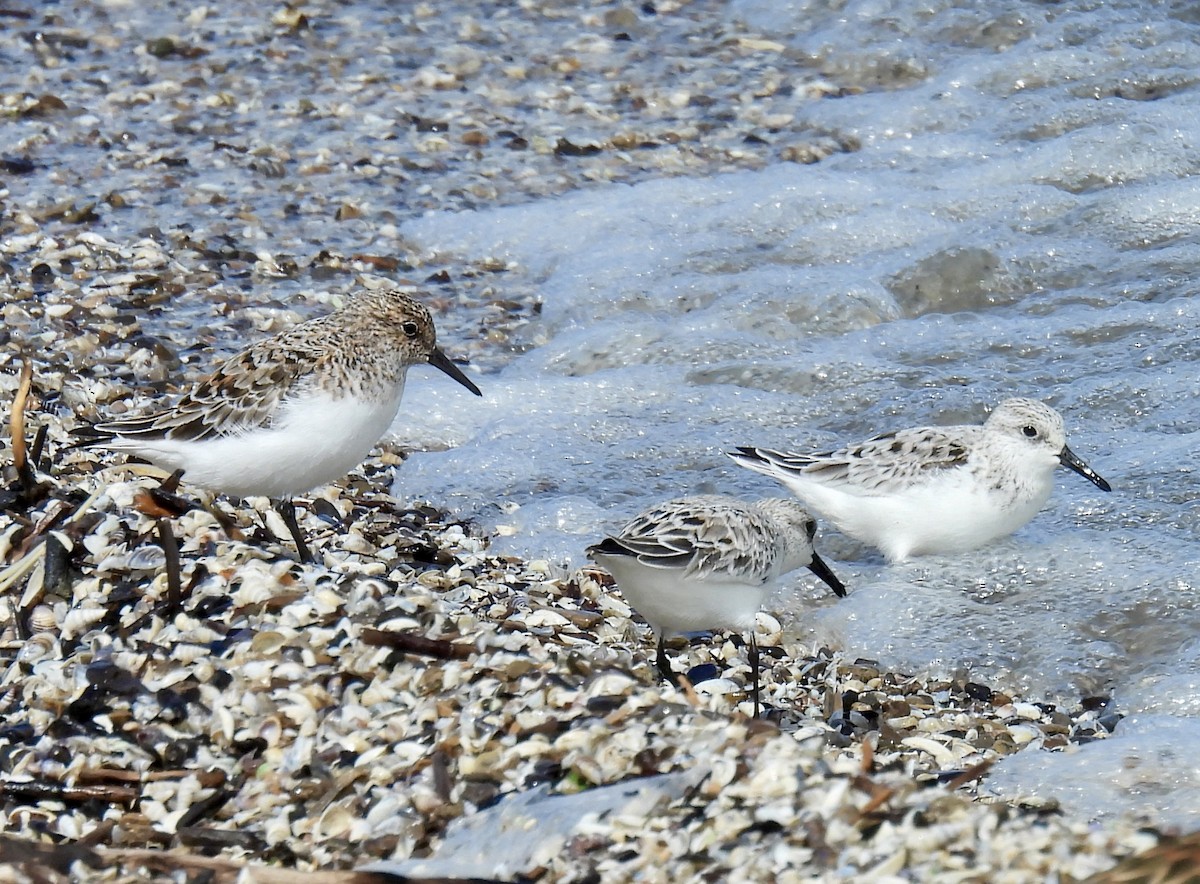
left=77, top=288, right=482, bottom=562
left=729, top=398, right=1111, bottom=563
left=588, top=494, right=846, bottom=717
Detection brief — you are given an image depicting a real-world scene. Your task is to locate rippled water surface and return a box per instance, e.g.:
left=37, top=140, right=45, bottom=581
left=389, top=1, right=1200, bottom=826
left=6, top=0, right=1200, bottom=829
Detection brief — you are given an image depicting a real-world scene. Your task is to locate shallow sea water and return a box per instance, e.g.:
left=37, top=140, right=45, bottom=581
left=389, top=1, right=1200, bottom=827
left=6, top=0, right=1200, bottom=831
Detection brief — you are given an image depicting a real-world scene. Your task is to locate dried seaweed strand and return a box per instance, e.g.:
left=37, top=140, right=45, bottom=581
left=75, top=767, right=227, bottom=787
left=9, top=358, right=37, bottom=493
left=0, top=778, right=139, bottom=804
left=943, top=759, right=994, bottom=791
left=360, top=627, right=474, bottom=660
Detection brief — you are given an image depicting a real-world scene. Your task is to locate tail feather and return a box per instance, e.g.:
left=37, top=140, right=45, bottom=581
left=728, top=446, right=814, bottom=476
left=728, top=446, right=782, bottom=476
left=729, top=446, right=769, bottom=464
left=65, top=422, right=116, bottom=451
left=586, top=536, right=632, bottom=560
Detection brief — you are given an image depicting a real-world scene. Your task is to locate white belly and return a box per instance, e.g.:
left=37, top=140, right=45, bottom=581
left=115, top=388, right=404, bottom=498
left=597, top=556, right=769, bottom=636
left=780, top=472, right=1052, bottom=562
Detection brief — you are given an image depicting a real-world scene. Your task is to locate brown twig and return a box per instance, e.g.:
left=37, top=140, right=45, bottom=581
left=360, top=628, right=475, bottom=660
left=11, top=499, right=75, bottom=561
left=855, top=779, right=897, bottom=818
left=10, top=358, right=30, bottom=473
left=30, top=423, right=47, bottom=467
left=55, top=848, right=394, bottom=883
left=173, top=785, right=234, bottom=830
left=852, top=737, right=898, bottom=818
left=0, top=487, right=102, bottom=600
left=943, top=759, right=994, bottom=791
left=75, top=767, right=227, bottom=788
left=860, top=736, right=875, bottom=774
left=0, top=778, right=140, bottom=805
left=676, top=671, right=702, bottom=708
left=205, top=499, right=246, bottom=541
left=74, top=819, right=117, bottom=849
left=10, top=358, right=40, bottom=495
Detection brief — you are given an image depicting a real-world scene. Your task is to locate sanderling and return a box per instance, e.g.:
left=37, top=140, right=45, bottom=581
left=729, top=397, right=1111, bottom=563
left=77, top=288, right=482, bottom=561
left=587, top=494, right=846, bottom=716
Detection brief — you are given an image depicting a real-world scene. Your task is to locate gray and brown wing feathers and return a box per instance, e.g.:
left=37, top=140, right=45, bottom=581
left=82, top=327, right=331, bottom=445
left=588, top=498, right=779, bottom=583
left=731, top=427, right=972, bottom=495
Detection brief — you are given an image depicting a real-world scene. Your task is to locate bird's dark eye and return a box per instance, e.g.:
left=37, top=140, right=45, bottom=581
left=805, top=519, right=817, bottom=541
left=401, top=321, right=419, bottom=338
left=1022, top=426, right=1038, bottom=438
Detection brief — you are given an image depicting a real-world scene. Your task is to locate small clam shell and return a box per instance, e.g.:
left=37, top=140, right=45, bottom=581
left=0, top=523, right=22, bottom=561
left=27, top=604, right=57, bottom=634
left=127, top=545, right=167, bottom=571
left=257, top=714, right=287, bottom=748
left=692, top=677, right=741, bottom=697
left=17, top=633, right=59, bottom=668
left=700, top=756, right=740, bottom=796
left=316, top=803, right=355, bottom=841
left=47, top=531, right=75, bottom=554
left=250, top=631, right=290, bottom=655
left=900, top=735, right=961, bottom=767
left=754, top=611, right=784, bottom=647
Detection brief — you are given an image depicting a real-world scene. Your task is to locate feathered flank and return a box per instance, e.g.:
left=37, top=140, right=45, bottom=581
left=588, top=494, right=846, bottom=715
left=730, top=398, right=1110, bottom=562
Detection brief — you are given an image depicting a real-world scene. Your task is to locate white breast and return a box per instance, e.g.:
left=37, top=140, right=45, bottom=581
left=781, top=462, right=1055, bottom=561
left=597, top=556, right=769, bottom=636
left=114, top=386, right=405, bottom=498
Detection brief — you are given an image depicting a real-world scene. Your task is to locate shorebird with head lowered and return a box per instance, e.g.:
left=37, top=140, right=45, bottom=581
left=729, top=398, right=1111, bottom=563
left=76, top=288, right=482, bottom=562
left=587, top=494, right=846, bottom=716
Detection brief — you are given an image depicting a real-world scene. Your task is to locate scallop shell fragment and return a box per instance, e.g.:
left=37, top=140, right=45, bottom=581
left=27, top=605, right=57, bottom=634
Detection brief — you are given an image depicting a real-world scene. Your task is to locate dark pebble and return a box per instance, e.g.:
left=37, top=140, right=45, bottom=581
left=964, top=681, right=993, bottom=701
left=30, top=262, right=54, bottom=289
left=1080, top=695, right=1112, bottom=712
left=1, top=156, right=35, bottom=174
left=555, top=137, right=603, bottom=157
left=585, top=695, right=626, bottom=714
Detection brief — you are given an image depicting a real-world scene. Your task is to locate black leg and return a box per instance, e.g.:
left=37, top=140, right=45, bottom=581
left=161, top=468, right=185, bottom=495
left=157, top=518, right=182, bottom=614
left=749, top=632, right=761, bottom=718
left=276, top=499, right=313, bottom=564
left=656, top=634, right=678, bottom=686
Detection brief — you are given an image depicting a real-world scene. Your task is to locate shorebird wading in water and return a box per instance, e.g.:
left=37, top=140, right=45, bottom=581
left=729, top=398, right=1111, bottom=563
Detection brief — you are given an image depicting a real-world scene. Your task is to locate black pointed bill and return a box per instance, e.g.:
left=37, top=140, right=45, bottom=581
left=807, top=552, right=847, bottom=598
left=1059, top=444, right=1111, bottom=492
left=428, top=347, right=482, bottom=396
